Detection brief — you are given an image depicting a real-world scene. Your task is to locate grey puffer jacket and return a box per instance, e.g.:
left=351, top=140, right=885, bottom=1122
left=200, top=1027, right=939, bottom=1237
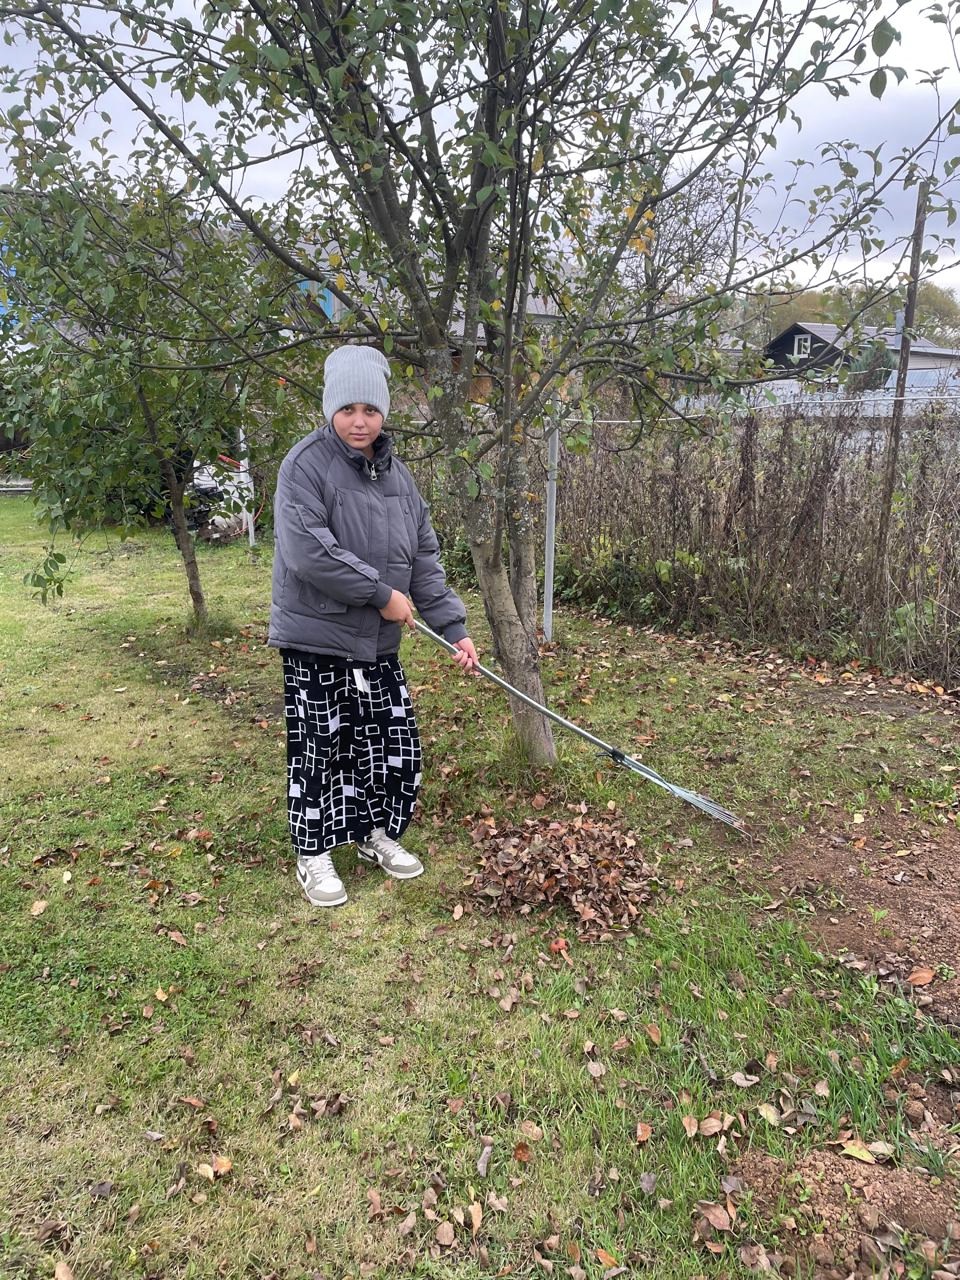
left=268, top=425, right=468, bottom=661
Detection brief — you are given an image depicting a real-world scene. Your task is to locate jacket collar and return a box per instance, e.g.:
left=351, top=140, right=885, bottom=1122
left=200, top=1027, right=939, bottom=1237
left=323, top=423, right=394, bottom=477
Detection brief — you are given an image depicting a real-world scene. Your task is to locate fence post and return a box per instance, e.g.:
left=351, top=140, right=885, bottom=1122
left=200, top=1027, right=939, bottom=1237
left=237, top=418, right=256, bottom=548
left=872, top=178, right=929, bottom=616
left=543, top=413, right=560, bottom=641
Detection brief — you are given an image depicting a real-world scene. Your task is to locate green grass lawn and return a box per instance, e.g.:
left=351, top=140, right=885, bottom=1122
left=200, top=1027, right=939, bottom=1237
left=0, top=498, right=956, bottom=1280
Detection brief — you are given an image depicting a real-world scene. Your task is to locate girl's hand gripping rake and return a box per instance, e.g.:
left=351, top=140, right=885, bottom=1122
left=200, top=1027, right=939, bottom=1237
left=414, top=620, right=744, bottom=833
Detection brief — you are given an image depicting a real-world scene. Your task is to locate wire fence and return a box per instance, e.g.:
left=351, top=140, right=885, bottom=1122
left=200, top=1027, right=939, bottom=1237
left=413, top=399, right=960, bottom=684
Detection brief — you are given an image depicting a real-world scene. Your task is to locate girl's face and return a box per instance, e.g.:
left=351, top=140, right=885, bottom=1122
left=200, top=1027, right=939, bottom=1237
left=332, top=404, right=384, bottom=456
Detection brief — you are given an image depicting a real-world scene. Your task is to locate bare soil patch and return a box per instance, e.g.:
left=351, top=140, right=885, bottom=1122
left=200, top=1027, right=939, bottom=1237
left=764, top=815, right=960, bottom=1027
left=734, top=1147, right=960, bottom=1278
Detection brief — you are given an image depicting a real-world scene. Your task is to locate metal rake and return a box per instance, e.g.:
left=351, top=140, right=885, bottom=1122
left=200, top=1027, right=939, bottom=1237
left=413, top=621, right=744, bottom=832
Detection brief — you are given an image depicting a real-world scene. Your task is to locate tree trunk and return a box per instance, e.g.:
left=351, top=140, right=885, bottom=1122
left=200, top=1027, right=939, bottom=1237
left=428, top=350, right=554, bottom=763
left=508, top=524, right=539, bottom=637
left=507, top=439, right=540, bottom=636
left=472, top=540, right=556, bottom=764
left=160, top=458, right=208, bottom=628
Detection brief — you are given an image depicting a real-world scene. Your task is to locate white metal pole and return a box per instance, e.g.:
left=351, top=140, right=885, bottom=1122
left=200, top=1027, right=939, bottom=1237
left=236, top=419, right=255, bottom=548
left=543, top=414, right=559, bottom=641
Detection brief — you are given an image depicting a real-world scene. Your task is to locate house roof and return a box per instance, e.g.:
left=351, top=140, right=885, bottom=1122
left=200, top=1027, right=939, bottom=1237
left=777, top=321, right=960, bottom=359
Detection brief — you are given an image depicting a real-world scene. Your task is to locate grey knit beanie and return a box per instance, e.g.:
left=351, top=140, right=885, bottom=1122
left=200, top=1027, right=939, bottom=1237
left=322, top=345, right=391, bottom=423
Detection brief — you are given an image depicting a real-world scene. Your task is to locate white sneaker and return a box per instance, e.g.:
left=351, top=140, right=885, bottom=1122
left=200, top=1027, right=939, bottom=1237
left=356, top=828, right=424, bottom=880
left=296, top=853, right=347, bottom=907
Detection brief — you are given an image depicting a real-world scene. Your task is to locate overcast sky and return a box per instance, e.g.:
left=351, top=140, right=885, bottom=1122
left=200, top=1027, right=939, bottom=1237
left=748, top=5, right=960, bottom=289
left=3, top=2, right=959, bottom=289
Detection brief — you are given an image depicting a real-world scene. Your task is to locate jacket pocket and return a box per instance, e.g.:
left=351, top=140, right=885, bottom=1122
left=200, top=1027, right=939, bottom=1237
left=295, top=578, right=348, bottom=615
left=386, top=495, right=417, bottom=564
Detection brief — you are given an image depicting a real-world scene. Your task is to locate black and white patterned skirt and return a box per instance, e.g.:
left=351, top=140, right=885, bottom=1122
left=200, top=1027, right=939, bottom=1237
left=281, top=649, right=422, bottom=856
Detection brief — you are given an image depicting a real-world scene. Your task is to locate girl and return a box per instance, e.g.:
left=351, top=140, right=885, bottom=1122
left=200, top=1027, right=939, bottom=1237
left=269, top=346, right=478, bottom=906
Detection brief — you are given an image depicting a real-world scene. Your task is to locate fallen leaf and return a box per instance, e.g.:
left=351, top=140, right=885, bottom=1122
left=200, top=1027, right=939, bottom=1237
left=587, top=1060, right=606, bottom=1080
left=635, top=1121, right=653, bottom=1144
left=867, top=1140, right=895, bottom=1159
left=739, top=1242, right=773, bottom=1271
left=682, top=1115, right=698, bottom=1138
left=30, top=900, right=48, bottom=917
left=88, top=1181, right=114, bottom=1199
left=54, top=1264, right=74, bottom=1280
left=906, top=966, right=935, bottom=987
left=699, top=1117, right=723, bottom=1136
left=36, top=1220, right=68, bottom=1245
left=595, top=1247, right=619, bottom=1266
left=645, top=1023, right=662, bottom=1046
left=519, top=1120, right=543, bottom=1141
left=698, top=1202, right=732, bottom=1232
left=197, top=1163, right=215, bottom=1182
left=531, top=793, right=548, bottom=810
left=166, top=930, right=188, bottom=948
left=436, top=1221, right=455, bottom=1247
left=477, top=1137, right=494, bottom=1177
left=513, top=1141, right=531, bottom=1163
left=452, top=903, right=464, bottom=921
left=839, top=1140, right=876, bottom=1164
left=730, top=1071, right=760, bottom=1088
left=398, top=1211, right=417, bottom=1237
left=469, top=1201, right=482, bottom=1236
left=757, top=1103, right=780, bottom=1126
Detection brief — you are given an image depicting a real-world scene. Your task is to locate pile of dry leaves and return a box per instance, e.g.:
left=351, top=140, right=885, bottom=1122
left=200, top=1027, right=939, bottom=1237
left=463, top=804, right=661, bottom=941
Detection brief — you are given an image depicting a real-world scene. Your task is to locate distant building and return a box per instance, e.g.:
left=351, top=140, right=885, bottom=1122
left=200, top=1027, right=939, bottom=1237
left=765, top=321, right=960, bottom=377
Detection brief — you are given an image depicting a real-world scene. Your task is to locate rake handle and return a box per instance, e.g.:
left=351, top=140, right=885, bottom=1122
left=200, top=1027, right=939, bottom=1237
left=413, top=620, right=745, bottom=832
left=412, top=620, right=623, bottom=759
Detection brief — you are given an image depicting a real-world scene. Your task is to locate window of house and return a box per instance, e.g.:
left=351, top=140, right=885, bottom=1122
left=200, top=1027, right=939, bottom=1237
left=793, top=333, right=812, bottom=358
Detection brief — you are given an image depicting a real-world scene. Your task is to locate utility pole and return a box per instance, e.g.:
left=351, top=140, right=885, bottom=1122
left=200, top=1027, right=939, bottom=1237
left=873, top=178, right=929, bottom=615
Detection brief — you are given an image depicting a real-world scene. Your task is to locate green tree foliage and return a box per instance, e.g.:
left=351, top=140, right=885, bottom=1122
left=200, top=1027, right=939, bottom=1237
left=843, top=280, right=960, bottom=343
left=756, top=280, right=960, bottom=348
left=1, top=1, right=956, bottom=754
left=0, top=174, right=299, bottom=624
left=746, top=288, right=835, bottom=344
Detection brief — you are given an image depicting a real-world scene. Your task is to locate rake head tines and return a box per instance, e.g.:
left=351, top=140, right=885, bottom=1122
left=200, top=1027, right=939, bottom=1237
left=616, top=752, right=745, bottom=831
